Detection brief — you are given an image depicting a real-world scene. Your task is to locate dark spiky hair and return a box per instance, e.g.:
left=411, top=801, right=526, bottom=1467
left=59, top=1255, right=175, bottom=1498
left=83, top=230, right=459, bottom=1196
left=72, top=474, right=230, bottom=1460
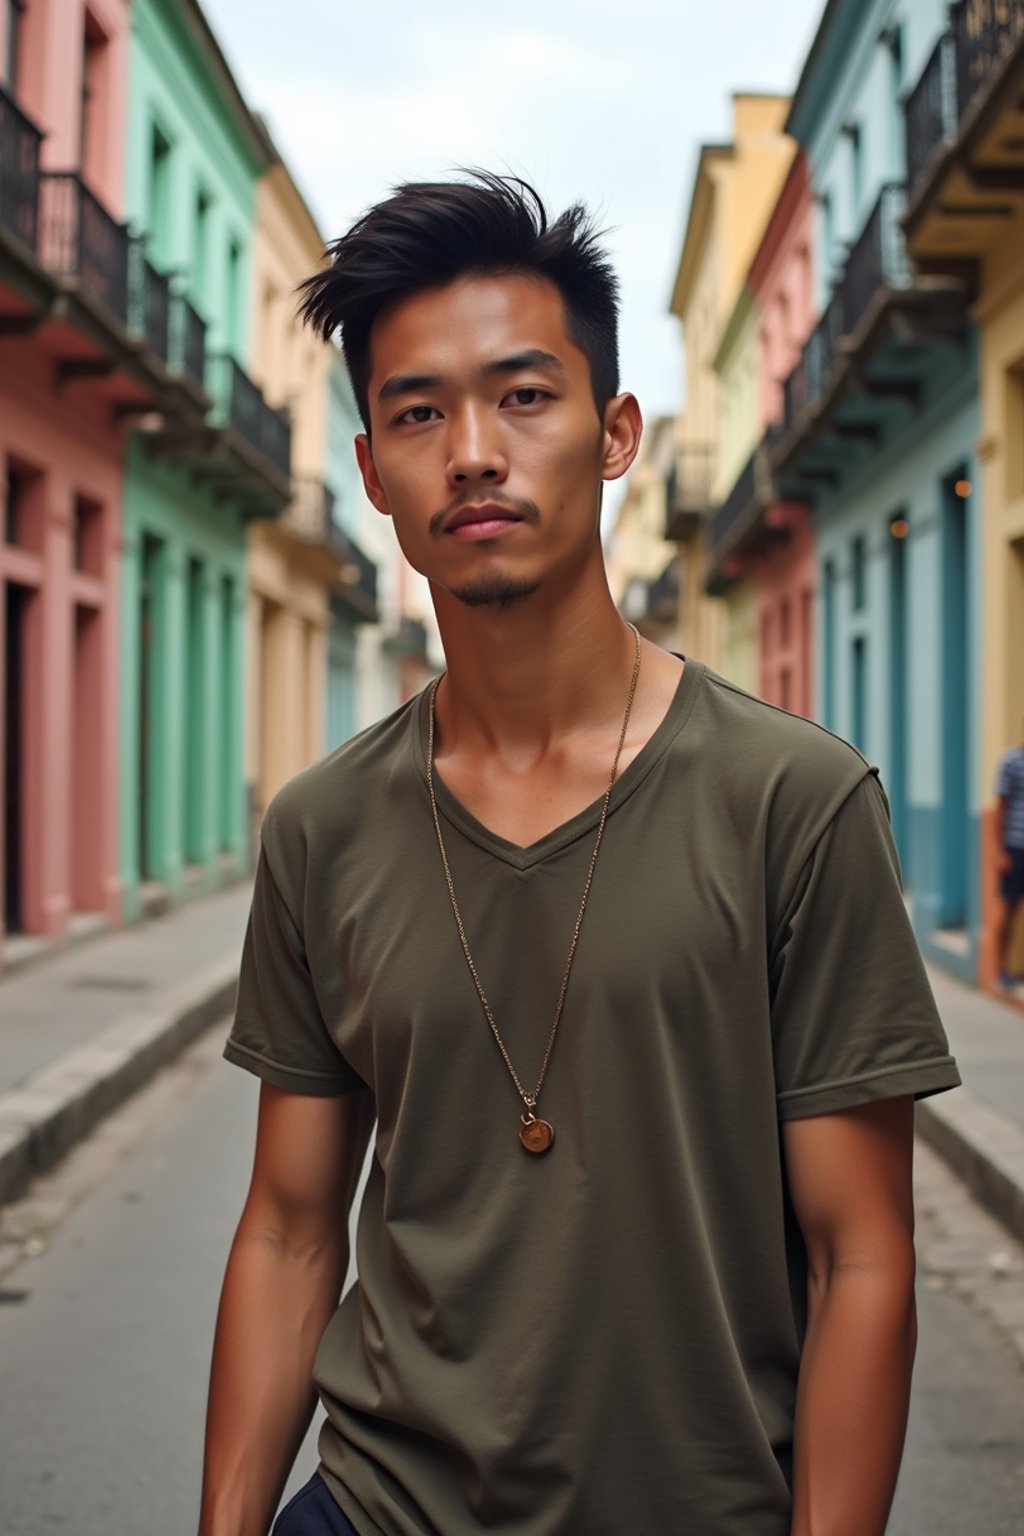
left=297, top=170, right=620, bottom=432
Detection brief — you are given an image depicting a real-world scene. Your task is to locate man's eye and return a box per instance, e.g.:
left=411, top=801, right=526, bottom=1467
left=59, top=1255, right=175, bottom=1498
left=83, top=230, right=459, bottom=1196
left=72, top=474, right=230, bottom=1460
left=398, top=405, right=439, bottom=425
left=506, top=387, right=547, bottom=407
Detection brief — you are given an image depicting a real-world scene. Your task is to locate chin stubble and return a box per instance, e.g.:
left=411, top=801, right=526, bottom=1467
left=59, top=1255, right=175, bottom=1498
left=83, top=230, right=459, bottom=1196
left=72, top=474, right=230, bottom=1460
left=449, top=576, right=541, bottom=610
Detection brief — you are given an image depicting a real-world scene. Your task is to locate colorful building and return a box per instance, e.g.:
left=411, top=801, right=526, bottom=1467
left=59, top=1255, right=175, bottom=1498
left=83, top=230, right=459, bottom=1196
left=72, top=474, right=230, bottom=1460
left=119, top=0, right=287, bottom=919
left=0, top=0, right=196, bottom=967
left=900, top=3, right=1024, bottom=984
left=770, top=0, right=979, bottom=978
left=322, top=357, right=382, bottom=749
left=607, top=416, right=682, bottom=651
left=705, top=149, right=817, bottom=719
left=246, top=137, right=381, bottom=831
left=667, top=95, right=795, bottom=675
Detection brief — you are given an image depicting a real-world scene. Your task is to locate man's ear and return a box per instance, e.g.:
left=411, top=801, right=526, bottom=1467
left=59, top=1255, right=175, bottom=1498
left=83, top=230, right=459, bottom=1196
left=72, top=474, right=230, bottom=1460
left=600, top=393, right=643, bottom=483
left=356, top=434, right=392, bottom=518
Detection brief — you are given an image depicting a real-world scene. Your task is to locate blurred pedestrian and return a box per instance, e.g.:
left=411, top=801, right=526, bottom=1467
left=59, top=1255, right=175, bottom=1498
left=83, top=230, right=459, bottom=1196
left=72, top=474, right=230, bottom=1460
left=995, top=723, right=1024, bottom=989
left=197, top=171, right=960, bottom=1536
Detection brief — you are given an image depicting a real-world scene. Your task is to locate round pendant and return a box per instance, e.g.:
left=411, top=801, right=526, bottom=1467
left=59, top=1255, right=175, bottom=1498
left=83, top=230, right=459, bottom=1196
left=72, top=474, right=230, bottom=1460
left=519, top=1114, right=555, bottom=1154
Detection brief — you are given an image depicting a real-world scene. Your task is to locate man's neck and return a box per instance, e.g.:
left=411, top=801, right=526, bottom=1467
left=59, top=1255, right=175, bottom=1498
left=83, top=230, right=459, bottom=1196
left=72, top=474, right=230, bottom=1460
left=431, top=577, right=636, bottom=760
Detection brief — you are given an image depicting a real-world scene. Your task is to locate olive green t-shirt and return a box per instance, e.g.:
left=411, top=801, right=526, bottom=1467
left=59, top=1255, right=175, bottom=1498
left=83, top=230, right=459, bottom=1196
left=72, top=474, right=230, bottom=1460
left=225, top=659, right=960, bottom=1536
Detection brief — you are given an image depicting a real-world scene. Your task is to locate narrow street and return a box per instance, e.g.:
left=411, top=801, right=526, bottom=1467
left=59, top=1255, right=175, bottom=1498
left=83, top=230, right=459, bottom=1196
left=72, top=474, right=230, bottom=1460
left=0, top=1023, right=1021, bottom=1535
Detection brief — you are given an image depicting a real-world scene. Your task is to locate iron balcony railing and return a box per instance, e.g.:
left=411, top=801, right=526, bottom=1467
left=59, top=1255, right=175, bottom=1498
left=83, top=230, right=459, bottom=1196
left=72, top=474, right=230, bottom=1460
left=168, top=292, right=207, bottom=392
left=838, top=183, right=911, bottom=338
left=805, top=293, right=845, bottom=408
left=207, top=353, right=292, bottom=483
left=953, top=0, right=1024, bottom=125
left=710, top=449, right=758, bottom=555
left=781, top=353, right=807, bottom=438
left=904, top=34, right=959, bottom=192
left=665, top=444, right=716, bottom=520
left=127, top=238, right=170, bottom=363
left=0, top=80, right=42, bottom=251
left=38, top=171, right=130, bottom=326
left=289, top=477, right=379, bottom=610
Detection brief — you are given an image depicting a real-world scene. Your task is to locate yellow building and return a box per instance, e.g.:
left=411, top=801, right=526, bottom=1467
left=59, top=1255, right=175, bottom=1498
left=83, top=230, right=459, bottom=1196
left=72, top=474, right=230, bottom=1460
left=668, top=94, right=793, bottom=674
left=245, top=139, right=362, bottom=824
left=710, top=287, right=761, bottom=693
left=608, top=417, right=682, bottom=649
left=901, top=16, right=1024, bottom=984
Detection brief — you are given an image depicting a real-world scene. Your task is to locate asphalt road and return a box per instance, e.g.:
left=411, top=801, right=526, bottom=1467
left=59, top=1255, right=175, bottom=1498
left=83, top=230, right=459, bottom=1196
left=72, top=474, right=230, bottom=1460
left=0, top=1025, right=1021, bottom=1535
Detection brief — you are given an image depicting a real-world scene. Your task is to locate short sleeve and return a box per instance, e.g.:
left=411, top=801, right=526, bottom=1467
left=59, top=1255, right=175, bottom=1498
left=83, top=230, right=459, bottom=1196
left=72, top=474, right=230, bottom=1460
left=224, top=843, right=367, bottom=1096
left=996, top=754, right=1011, bottom=797
left=768, top=769, right=961, bottom=1120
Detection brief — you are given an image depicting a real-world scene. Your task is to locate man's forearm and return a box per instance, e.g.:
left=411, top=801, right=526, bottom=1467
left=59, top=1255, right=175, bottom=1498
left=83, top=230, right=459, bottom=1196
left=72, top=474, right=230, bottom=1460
left=790, top=1262, right=917, bottom=1536
left=198, top=1216, right=347, bottom=1536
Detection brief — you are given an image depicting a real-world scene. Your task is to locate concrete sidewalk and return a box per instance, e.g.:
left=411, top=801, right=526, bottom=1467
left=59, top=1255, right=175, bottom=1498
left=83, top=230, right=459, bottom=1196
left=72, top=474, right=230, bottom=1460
left=0, top=885, right=251, bottom=1203
left=917, top=965, right=1024, bottom=1243
left=0, top=885, right=1023, bottom=1239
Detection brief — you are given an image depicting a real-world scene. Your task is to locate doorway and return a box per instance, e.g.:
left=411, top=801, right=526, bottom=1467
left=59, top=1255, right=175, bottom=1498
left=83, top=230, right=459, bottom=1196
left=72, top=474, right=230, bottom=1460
left=4, top=583, right=28, bottom=932
left=940, top=471, right=970, bottom=930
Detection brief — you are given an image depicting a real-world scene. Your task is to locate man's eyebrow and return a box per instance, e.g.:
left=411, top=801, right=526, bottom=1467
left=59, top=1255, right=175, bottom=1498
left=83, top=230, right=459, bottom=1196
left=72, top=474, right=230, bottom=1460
left=376, top=350, right=565, bottom=405
left=481, top=349, right=565, bottom=377
left=377, top=372, right=442, bottom=404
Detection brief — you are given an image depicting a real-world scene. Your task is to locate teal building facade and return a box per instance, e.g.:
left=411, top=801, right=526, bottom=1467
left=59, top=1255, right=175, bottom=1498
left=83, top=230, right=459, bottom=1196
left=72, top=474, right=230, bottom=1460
left=120, top=0, right=288, bottom=918
left=770, top=0, right=981, bottom=978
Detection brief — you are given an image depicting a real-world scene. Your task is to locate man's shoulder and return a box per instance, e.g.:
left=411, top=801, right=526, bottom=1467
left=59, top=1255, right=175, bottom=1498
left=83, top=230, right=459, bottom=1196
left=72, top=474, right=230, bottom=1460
left=695, top=665, right=872, bottom=806
left=260, top=691, right=423, bottom=859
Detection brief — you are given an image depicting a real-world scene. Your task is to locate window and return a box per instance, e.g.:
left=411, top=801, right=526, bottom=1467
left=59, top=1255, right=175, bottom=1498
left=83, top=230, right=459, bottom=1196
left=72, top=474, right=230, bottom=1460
left=72, top=494, right=103, bottom=574
left=5, top=0, right=25, bottom=89
left=851, top=534, right=867, bottom=612
left=191, top=186, right=211, bottom=313
left=226, top=238, right=242, bottom=354
left=147, top=122, right=172, bottom=266
left=822, top=559, right=836, bottom=729
left=80, top=10, right=108, bottom=191
left=852, top=635, right=868, bottom=751
left=847, top=122, right=864, bottom=218
left=820, top=191, right=835, bottom=282
left=888, top=25, right=905, bottom=173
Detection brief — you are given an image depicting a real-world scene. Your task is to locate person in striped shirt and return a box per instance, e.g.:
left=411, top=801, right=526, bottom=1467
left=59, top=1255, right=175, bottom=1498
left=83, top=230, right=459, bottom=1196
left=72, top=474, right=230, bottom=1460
left=995, top=727, right=1024, bottom=989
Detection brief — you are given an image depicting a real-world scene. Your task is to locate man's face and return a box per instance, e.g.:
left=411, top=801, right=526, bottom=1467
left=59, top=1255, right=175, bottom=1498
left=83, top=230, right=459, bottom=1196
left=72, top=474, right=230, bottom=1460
left=356, top=273, right=627, bottom=609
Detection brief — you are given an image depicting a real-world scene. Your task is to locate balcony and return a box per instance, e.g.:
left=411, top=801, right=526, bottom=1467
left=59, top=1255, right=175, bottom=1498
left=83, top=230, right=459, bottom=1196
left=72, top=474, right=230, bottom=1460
left=286, top=478, right=379, bottom=619
left=206, top=353, right=292, bottom=502
left=128, top=238, right=170, bottom=364
left=168, top=291, right=207, bottom=396
left=664, top=444, right=715, bottom=540
left=841, top=184, right=912, bottom=335
left=621, top=557, right=680, bottom=628
left=381, top=615, right=429, bottom=660
left=769, top=182, right=966, bottom=497
left=904, top=0, right=1024, bottom=265
left=0, top=81, right=42, bottom=253
left=38, top=171, right=130, bottom=327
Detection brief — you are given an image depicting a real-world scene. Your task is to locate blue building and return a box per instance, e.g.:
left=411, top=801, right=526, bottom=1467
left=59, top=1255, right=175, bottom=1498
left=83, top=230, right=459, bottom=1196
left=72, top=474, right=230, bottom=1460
left=771, top=0, right=980, bottom=979
left=324, top=353, right=379, bottom=749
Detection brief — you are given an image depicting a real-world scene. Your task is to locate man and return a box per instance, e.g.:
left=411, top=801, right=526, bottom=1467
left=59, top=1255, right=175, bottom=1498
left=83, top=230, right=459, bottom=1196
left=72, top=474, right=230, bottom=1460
left=198, top=173, right=960, bottom=1536
left=995, top=726, right=1024, bottom=989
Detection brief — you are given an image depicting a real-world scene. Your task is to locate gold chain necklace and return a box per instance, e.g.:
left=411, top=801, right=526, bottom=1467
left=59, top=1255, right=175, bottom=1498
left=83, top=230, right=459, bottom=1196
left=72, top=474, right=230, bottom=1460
left=426, top=624, right=642, bottom=1154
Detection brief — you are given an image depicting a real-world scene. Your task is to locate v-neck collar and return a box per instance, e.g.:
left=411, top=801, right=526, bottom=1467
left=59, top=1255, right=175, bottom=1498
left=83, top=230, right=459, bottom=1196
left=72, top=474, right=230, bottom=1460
left=411, top=655, right=705, bottom=870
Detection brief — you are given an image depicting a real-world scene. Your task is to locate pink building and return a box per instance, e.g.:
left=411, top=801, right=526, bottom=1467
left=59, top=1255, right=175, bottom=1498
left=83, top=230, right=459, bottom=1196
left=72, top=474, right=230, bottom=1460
left=748, top=152, right=817, bottom=718
left=0, top=0, right=188, bottom=967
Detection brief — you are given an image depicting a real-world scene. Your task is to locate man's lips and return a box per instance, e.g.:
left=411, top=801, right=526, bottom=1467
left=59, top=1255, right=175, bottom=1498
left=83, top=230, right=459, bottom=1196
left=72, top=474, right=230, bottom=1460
left=444, top=503, right=525, bottom=539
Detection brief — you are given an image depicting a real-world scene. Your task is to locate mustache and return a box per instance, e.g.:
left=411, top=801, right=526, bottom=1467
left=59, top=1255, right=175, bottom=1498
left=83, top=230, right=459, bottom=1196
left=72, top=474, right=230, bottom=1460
left=428, top=492, right=542, bottom=539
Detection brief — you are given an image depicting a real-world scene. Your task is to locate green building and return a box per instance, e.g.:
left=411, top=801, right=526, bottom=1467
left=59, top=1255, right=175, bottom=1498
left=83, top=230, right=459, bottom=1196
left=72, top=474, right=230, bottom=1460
left=120, top=0, right=289, bottom=918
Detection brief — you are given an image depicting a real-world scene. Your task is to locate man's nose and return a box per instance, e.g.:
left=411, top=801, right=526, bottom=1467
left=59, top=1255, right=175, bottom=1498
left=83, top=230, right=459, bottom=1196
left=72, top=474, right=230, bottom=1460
left=446, top=405, right=508, bottom=486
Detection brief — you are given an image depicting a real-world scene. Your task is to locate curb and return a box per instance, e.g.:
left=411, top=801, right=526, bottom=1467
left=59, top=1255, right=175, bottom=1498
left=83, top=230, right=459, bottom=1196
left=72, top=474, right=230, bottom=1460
left=0, top=956, right=239, bottom=1207
left=917, top=1087, right=1024, bottom=1246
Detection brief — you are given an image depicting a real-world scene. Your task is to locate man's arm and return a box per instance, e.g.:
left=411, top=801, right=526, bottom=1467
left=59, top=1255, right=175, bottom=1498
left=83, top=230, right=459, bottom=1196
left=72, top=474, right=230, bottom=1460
left=783, top=1096, right=917, bottom=1536
left=198, top=1081, right=377, bottom=1536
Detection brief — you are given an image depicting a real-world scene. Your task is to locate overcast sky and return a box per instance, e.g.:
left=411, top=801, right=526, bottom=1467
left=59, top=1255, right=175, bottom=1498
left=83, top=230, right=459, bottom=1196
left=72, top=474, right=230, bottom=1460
left=203, top=0, right=822, bottom=425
